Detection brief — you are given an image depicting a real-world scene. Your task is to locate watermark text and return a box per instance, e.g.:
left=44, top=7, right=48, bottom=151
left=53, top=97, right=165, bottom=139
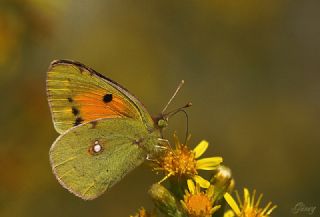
left=292, top=202, right=316, bottom=215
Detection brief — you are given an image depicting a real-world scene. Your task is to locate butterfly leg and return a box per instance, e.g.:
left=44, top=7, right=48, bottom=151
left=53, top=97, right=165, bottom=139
left=158, top=138, right=169, bottom=144
left=158, top=138, right=168, bottom=141
left=146, top=154, right=160, bottom=163
left=157, top=138, right=170, bottom=149
left=154, top=145, right=168, bottom=150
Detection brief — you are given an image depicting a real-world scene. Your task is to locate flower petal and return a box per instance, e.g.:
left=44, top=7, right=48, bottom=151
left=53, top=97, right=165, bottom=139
left=193, top=175, right=210, bottom=188
left=173, top=132, right=180, bottom=148
left=187, top=179, right=195, bottom=194
left=196, top=157, right=223, bottom=170
left=255, top=193, right=263, bottom=207
left=266, top=205, right=277, bottom=215
left=193, top=140, right=208, bottom=158
left=223, top=210, right=235, bottom=217
left=261, top=202, right=272, bottom=215
left=206, top=185, right=215, bottom=198
left=244, top=188, right=250, bottom=205
left=180, top=200, right=188, bottom=211
left=224, top=193, right=241, bottom=216
left=211, top=205, right=221, bottom=215
left=251, top=189, right=256, bottom=207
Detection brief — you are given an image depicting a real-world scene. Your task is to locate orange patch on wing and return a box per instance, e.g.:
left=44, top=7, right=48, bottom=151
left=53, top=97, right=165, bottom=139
left=73, top=91, right=136, bottom=122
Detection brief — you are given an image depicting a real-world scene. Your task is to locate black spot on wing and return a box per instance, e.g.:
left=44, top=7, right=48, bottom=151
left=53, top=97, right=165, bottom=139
left=103, top=94, right=113, bottom=103
left=74, top=117, right=84, bottom=126
left=72, top=106, right=80, bottom=116
left=67, top=97, right=73, bottom=102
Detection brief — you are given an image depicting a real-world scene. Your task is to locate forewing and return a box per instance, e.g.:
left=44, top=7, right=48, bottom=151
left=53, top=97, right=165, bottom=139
left=49, top=118, right=150, bottom=200
left=47, top=60, right=154, bottom=134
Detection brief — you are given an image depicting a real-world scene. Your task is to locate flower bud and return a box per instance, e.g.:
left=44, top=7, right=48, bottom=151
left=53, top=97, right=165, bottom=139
left=210, top=165, right=234, bottom=200
left=148, top=183, right=183, bottom=217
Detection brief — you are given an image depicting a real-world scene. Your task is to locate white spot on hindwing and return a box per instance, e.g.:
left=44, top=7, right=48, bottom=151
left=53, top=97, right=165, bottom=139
left=89, top=140, right=103, bottom=155
left=93, top=143, right=102, bottom=153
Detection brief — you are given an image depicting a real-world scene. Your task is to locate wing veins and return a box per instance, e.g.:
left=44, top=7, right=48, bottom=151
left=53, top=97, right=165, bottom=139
left=54, top=156, right=77, bottom=168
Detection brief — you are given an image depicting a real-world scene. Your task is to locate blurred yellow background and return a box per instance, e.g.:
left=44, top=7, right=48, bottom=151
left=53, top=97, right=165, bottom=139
left=1, top=0, right=319, bottom=216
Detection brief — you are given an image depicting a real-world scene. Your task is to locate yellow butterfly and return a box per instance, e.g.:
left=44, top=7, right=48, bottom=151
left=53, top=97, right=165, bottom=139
left=47, top=60, right=189, bottom=199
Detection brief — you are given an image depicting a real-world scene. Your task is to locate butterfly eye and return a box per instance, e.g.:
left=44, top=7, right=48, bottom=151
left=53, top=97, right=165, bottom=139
left=158, top=119, right=168, bottom=128
left=89, top=140, right=104, bottom=155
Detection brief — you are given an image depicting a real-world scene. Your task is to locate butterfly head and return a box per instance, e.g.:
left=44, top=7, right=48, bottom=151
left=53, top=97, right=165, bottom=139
left=157, top=118, right=168, bottom=129
left=154, top=102, right=192, bottom=131
left=155, top=80, right=192, bottom=138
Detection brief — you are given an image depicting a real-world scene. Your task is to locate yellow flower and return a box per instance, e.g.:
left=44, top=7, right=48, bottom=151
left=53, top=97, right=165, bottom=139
left=155, top=134, right=223, bottom=188
left=224, top=188, right=277, bottom=217
left=181, top=179, right=221, bottom=217
left=130, top=207, right=155, bottom=217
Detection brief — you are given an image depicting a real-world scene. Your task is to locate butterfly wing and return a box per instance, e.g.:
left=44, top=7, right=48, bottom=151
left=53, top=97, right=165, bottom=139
left=47, top=60, right=154, bottom=134
left=50, top=118, right=159, bottom=200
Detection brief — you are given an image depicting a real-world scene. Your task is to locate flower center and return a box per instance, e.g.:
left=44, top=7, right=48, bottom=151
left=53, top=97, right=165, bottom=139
left=185, top=193, right=212, bottom=217
left=162, top=145, right=197, bottom=176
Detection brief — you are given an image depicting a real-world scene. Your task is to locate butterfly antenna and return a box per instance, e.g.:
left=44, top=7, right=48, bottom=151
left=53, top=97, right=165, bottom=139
left=167, top=108, right=190, bottom=144
left=161, top=80, right=185, bottom=114
left=180, top=109, right=189, bottom=144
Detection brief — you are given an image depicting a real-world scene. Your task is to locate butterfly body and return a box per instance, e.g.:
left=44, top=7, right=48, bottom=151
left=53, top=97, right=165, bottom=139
left=47, top=60, right=165, bottom=200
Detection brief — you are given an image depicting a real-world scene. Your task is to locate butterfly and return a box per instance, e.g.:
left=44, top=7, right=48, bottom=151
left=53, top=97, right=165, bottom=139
left=47, top=60, right=189, bottom=200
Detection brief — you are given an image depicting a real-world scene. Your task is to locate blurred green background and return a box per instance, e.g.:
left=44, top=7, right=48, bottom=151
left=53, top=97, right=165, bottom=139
left=1, top=0, right=319, bottom=216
